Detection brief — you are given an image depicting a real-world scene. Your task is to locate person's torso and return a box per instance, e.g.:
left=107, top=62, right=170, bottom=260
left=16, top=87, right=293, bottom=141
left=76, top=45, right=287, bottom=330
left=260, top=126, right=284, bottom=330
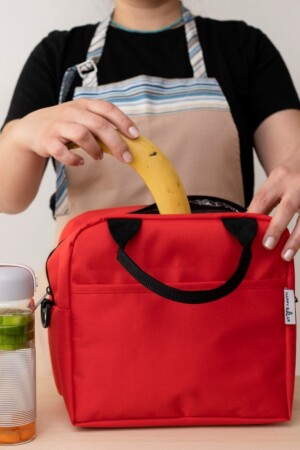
left=53, top=5, right=246, bottom=236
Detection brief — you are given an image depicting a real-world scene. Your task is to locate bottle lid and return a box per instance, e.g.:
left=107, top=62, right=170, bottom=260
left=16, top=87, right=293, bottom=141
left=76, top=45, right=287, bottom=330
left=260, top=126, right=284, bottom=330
left=0, top=264, right=37, bottom=301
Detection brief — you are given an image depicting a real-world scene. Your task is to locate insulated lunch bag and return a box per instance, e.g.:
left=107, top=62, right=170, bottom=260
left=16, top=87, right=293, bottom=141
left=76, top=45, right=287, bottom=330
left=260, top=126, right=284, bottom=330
left=41, top=196, right=297, bottom=427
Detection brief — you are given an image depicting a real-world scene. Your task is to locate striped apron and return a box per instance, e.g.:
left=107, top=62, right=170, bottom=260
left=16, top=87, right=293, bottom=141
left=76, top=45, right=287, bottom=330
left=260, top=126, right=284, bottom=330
left=36, top=5, right=243, bottom=375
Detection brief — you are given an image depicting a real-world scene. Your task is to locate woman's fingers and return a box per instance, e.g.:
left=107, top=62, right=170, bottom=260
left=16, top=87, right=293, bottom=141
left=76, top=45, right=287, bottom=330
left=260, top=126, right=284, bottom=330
left=280, top=214, right=300, bottom=261
left=260, top=193, right=299, bottom=252
left=67, top=109, right=132, bottom=163
left=247, top=185, right=279, bottom=217
left=62, top=99, right=139, bottom=163
left=49, top=123, right=104, bottom=166
left=82, top=99, right=139, bottom=140
left=248, top=166, right=300, bottom=260
left=16, top=99, right=140, bottom=164
left=50, top=140, right=84, bottom=166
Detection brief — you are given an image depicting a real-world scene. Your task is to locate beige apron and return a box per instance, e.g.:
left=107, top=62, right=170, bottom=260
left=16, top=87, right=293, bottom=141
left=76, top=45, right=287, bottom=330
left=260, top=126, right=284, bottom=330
left=36, top=5, right=243, bottom=375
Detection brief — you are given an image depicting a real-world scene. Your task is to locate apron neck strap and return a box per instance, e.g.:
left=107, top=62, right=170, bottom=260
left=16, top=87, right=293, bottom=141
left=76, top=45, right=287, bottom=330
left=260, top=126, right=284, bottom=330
left=182, top=5, right=206, bottom=78
left=67, top=2, right=206, bottom=90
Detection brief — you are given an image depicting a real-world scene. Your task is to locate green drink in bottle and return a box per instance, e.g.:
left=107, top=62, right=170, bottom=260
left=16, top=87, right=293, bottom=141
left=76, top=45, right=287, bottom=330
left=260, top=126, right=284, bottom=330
left=0, top=265, right=37, bottom=445
left=0, top=309, right=34, bottom=351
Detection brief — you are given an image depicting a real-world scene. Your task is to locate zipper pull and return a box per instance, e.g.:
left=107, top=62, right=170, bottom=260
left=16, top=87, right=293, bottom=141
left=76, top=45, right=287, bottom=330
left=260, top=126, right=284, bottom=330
left=35, top=286, right=54, bottom=328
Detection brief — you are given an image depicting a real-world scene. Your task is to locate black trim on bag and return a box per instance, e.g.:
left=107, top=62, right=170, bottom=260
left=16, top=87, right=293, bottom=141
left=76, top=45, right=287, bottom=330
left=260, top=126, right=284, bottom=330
left=108, top=217, right=258, bottom=304
left=133, top=195, right=246, bottom=215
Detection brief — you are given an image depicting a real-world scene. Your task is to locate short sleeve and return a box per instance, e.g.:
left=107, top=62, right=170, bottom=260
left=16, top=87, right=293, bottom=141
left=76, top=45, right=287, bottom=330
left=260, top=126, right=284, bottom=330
left=2, top=31, right=70, bottom=128
left=248, top=28, right=300, bottom=132
left=1, top=24, right=97, bottom=129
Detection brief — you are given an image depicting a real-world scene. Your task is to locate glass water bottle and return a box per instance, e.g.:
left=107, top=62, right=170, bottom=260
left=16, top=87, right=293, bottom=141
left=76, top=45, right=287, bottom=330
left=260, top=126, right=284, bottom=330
left=0, top=264, right=37, bottom=445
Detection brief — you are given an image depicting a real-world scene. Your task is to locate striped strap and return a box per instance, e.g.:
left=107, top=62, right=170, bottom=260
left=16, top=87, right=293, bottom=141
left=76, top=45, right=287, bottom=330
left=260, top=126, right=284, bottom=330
left=58, top=66, right=78, bottom=103
left=53, top=162, right=68, bottom=216
left=81, top=14, right=112, bottom=87
left=56, top=66, right=80, bottom=216
left=182, top=6, right=207, bottom=78
left=79, top=4, right=206, bottom=88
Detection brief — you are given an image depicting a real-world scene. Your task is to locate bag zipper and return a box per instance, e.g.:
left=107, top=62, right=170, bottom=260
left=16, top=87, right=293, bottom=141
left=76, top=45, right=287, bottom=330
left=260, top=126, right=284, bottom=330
left=35, top=239, right=65, bottom=328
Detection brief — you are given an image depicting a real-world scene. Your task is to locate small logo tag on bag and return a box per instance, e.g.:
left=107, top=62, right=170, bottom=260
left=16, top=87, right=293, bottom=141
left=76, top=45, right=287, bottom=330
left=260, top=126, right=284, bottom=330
left=284, top=289, right=296, bottom=325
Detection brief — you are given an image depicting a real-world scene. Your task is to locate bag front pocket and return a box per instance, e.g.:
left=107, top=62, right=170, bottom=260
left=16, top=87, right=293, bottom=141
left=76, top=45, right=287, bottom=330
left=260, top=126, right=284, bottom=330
left=70, top=280, right=295, bottom=426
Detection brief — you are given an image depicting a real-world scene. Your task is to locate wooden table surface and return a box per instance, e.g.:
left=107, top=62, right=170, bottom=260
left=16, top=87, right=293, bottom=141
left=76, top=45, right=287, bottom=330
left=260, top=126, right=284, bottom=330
left=14, top=376, right=300, bottom=450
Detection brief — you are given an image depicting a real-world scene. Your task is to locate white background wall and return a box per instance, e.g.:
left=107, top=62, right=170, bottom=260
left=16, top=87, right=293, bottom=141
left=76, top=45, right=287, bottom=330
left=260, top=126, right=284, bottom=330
left=0, top=0, right=299, bottom=372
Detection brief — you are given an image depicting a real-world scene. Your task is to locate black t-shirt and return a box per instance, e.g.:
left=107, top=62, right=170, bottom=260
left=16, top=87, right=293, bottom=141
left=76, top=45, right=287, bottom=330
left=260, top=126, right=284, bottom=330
left=3, top=17, right=300, bottom=206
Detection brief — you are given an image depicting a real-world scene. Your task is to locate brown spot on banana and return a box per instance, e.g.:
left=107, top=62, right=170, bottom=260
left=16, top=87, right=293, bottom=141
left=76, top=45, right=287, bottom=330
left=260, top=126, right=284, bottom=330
left=68, top=132, right=191, bottom=214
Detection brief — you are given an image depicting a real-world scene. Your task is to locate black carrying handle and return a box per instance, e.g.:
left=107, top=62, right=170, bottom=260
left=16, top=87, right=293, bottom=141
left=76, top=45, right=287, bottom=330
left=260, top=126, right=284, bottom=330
left=108, top=217, right=258, bottom=304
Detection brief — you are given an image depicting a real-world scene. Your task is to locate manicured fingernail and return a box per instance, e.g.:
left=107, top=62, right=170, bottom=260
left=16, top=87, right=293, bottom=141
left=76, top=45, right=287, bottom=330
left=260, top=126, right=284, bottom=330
left=128, top=126, right=139, bottom=138
left=283, top=249, right=295, bottom=262
left=263, top=236, right=276, bottom=250
left=123, top=151, right=133, bottom=163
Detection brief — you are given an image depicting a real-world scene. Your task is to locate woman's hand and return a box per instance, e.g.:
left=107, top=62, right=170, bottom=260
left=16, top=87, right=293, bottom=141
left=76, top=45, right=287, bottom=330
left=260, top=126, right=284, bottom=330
left=0, top=99, right=139, bottom=213
left=13, top=98, right=140, bottom=166
left=248, top=154, right=300, bottom=261
left=247, top=109, right=300, bottom=261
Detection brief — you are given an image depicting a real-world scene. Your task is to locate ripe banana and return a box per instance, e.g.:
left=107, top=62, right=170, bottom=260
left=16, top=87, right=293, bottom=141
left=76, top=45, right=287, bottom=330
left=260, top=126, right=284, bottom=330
left=68, top=133, right=191, bottom=214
